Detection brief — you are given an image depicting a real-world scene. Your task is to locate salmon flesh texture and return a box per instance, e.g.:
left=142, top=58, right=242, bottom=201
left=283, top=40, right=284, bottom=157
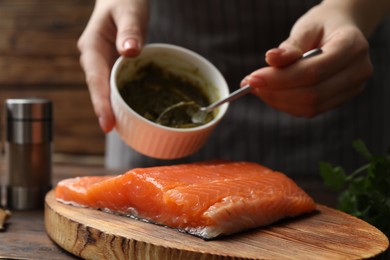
left=55, top=161, right=316, bottom=239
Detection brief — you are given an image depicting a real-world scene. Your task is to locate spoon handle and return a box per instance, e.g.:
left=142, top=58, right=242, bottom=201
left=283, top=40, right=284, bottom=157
left=205, top=85, right=252, bottom=112
left=301, top=48, right=322, bottom=59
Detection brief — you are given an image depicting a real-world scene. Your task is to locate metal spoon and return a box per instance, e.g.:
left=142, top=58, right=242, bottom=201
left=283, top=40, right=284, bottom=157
left=156, top=48, right=322, bottom=126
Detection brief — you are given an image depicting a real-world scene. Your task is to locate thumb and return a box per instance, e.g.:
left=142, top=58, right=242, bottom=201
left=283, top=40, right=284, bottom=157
left=114, top=3, right=149, bottom=57
left=266, top=23, right=323, bottom=67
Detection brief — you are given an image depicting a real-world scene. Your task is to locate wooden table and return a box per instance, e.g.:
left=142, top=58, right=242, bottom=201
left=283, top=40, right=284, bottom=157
left=0, top=164, right=110, bottom=260
left=0, top=164, right=388, bottom=259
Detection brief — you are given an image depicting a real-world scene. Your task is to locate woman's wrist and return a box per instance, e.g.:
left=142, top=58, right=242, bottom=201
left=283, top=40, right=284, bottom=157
left=321, top=0, right=390, bottom=37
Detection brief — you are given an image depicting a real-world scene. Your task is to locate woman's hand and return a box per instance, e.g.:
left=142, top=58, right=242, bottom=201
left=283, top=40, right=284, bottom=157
left=242, top=0, right=389, bottom=118
left=78, top=0, right=149, bottom=132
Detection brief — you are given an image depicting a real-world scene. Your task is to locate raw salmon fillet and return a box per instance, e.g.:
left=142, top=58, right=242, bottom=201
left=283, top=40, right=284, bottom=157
left=55, top=161, right=316, bottom=239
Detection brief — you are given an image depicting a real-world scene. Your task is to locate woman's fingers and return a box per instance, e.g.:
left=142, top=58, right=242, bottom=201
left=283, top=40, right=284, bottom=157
left=77, top=0, right=150, bottom=132
left=266, top=23, right=323, bottom=67
left=113, top=0, right=149, bottom=56
left=265, top=48, right=302, bottom=68
left=265, top=6, right=326, bottom=68
left=250, top=28, right=367, bottom=90
left=79, top=47, right=117, bottom=133
left=77, top=2, right=119, bottom=132
left=252, top=53, right=372, bottom=117
left=241, top=24, right=373, bottom=118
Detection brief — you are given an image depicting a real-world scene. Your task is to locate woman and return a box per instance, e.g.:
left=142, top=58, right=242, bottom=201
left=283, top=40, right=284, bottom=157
left=78, top=0, right=390, bottom=175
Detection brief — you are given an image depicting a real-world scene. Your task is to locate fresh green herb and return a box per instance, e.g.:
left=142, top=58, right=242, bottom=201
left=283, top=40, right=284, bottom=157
left=320, top=139, right=390, bottom=238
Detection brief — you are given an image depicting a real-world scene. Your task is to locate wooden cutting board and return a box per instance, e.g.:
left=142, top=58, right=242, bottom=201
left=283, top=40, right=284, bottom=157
left=44, top=191, right=389, bottom=259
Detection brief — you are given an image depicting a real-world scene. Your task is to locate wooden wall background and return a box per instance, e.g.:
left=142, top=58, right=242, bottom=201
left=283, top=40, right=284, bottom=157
left=0, top=0, right=105, bottom=155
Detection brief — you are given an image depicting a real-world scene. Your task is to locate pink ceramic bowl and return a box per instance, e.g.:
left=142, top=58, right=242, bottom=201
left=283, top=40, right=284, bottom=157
left=110, top=43, right=229, bottom=159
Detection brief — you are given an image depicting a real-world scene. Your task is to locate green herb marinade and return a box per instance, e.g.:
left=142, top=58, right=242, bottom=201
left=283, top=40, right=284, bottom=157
left=119, top=62, right=213, bottom=128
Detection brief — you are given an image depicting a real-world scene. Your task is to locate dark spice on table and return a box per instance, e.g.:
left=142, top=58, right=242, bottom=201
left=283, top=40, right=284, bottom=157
left=0, top=208, right=11, bottom=231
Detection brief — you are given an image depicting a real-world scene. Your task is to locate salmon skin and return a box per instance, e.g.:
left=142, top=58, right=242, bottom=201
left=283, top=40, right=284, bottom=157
left=55, top=161, right=316, bottom=239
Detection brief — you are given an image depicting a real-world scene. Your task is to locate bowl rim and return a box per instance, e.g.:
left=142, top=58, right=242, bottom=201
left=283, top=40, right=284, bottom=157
left=110, top=43, right=230, bottom=133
